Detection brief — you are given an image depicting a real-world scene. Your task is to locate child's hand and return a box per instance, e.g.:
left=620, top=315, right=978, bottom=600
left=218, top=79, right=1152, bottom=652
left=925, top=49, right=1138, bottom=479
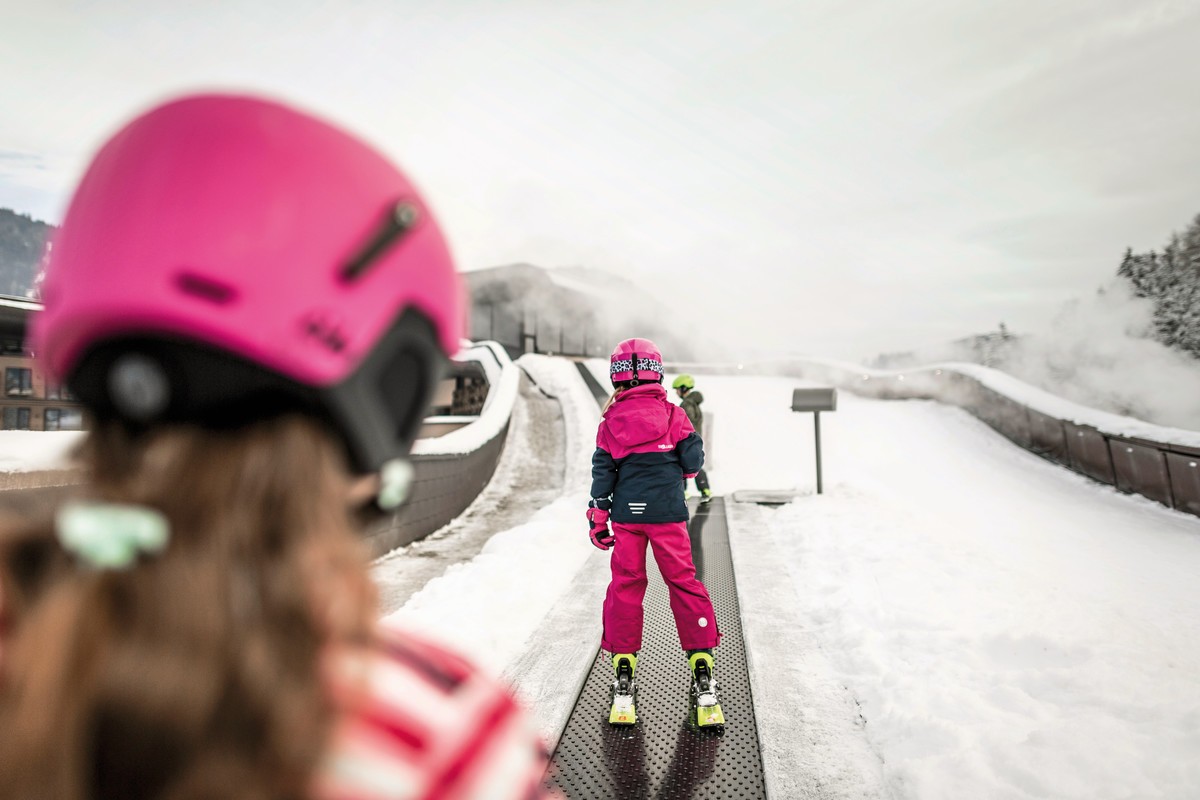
left=586, top=507, right=614, bottom=550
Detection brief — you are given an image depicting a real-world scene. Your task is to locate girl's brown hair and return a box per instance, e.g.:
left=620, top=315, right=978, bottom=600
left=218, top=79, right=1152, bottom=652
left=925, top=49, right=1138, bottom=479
left=0, top=415, right=376, bottom=800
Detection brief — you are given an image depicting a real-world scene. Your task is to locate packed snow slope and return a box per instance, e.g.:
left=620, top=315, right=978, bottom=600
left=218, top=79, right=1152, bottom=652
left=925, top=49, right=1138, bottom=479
left=384, top=360, right=1199, bottom=799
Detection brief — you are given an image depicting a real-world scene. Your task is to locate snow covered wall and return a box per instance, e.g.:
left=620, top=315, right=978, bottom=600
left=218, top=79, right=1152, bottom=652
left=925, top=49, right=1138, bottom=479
left=667, top=357, right=1200, bottom=519
left=0, top=342, right=517, bottom=551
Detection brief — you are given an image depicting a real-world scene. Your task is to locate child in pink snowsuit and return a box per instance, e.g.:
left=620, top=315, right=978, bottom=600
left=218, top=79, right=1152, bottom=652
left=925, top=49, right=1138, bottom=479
left=586, top=338, right=721, bottom=679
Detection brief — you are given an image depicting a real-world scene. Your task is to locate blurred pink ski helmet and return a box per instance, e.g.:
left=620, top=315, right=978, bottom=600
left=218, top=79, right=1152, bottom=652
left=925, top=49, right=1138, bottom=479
left=609, top=338, right=664, bottom=385
left=31, top=93, right=464, bottom=473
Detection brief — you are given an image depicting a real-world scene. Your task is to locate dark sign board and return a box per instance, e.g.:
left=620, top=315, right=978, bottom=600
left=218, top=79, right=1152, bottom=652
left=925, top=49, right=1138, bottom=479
left=791, top=388, right=837, bottom=413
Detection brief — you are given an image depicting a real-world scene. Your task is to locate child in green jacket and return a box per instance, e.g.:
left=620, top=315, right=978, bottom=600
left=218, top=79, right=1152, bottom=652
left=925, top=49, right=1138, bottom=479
left=672, top=374, right=713, bottom=502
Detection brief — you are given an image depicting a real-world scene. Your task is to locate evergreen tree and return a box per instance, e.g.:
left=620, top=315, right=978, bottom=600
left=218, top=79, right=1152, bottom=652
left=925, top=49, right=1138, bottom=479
left=1173, top=214, right=1200, bottom=356
left=1117, top=247, right=1159, bottom=299
left=1116, top=212, right=1200, bottom=359
left=1117, top=247, right=1138, bottom=287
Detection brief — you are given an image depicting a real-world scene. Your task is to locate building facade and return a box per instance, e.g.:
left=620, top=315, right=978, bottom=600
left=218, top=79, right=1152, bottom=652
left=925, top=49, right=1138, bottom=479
left=0, top=295, right=87, bottom=431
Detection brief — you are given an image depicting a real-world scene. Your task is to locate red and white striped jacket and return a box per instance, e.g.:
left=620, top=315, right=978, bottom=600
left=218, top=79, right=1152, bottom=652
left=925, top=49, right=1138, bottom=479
left=314, top=628, right=554, bottom=800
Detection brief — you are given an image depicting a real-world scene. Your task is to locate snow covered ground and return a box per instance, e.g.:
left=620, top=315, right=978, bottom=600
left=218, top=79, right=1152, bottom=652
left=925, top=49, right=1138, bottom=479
left=5, top=353, right=1197, bottom=796
left=698, top=373, right=1200, bottom=800
left=0, top=430, right=83, bottom=472
left=377, top=360, right=1200, bottom=799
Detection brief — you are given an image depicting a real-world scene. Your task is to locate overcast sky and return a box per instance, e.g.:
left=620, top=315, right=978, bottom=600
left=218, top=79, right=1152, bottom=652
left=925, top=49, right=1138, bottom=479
left=2, top=0, right=1198, bottom=359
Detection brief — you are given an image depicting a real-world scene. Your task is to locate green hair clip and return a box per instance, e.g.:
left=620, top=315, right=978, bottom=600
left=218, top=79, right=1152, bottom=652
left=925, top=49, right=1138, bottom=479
left=55, top=501, right=170, bottom=569
left=377, top=458, right=414, bottom=511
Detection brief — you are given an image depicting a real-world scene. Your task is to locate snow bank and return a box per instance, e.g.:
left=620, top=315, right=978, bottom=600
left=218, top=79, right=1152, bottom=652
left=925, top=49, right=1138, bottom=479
left=411, top=341, right=519, bottom=456
left=949, top=361, right=1200, bottom=446
left=0, top=430, right=84, bottom=472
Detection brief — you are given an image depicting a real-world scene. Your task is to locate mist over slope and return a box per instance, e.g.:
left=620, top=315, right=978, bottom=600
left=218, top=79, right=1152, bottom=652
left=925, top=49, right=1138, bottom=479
left=872, top=281, right=1200, bottom=431
left=463, top=263, right=704, bottom=360
left=1001, top=282, right=1200, bottom=430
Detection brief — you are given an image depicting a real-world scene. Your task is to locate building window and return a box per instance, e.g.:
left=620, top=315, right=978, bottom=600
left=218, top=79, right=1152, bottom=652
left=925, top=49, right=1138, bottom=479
left=2, top=407, right=31, bottom=430
left=5, top=368, right=32, bottom=397
left=43, top=408, right=83, bottom=431
left=46, top=382, right=75, bottom=401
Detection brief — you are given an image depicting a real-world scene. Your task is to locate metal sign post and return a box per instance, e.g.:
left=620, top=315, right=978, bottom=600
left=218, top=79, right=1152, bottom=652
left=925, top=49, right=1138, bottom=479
left=791, top=388, right=837, bottom=494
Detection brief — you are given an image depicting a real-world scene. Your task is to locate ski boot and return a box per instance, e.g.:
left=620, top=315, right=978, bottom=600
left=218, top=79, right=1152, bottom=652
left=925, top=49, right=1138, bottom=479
left=609, top=653, right=638, bottom=725
left=700, top=488, right=714, bottom=504
left=688, top=651, right=725, bottom=728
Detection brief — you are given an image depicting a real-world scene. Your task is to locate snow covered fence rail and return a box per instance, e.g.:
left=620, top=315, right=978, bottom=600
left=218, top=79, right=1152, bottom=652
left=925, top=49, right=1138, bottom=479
left=667, top=358, right=1200, bottom=519
left=364, top=341, right=519, bottom=556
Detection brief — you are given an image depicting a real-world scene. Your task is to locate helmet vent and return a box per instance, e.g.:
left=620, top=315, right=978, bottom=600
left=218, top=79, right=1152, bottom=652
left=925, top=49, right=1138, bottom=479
left=176, top=272, right=237, bottom=305
left=340, top=201, right=419, bottom=283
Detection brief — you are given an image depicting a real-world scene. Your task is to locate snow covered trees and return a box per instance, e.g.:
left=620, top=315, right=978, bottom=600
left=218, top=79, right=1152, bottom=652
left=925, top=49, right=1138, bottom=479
left=1117, top=213, right=1200, bottom=359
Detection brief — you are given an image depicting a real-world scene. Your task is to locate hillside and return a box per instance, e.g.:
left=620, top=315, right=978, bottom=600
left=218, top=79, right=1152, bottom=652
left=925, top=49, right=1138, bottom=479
left=0, top=208, right=52, bottom=297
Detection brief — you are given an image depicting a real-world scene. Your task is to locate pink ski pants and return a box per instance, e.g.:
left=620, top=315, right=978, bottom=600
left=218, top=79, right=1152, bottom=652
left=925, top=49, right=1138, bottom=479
left=601, top=520, right=721, bottom=653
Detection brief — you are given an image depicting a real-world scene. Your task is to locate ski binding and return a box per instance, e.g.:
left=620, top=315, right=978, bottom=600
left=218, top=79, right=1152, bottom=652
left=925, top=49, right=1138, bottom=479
left=609, top=690, right=637, bottom=725
left=691, top=660, right=725, bottom=728
left=609, top=654, right=638, bottom=725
